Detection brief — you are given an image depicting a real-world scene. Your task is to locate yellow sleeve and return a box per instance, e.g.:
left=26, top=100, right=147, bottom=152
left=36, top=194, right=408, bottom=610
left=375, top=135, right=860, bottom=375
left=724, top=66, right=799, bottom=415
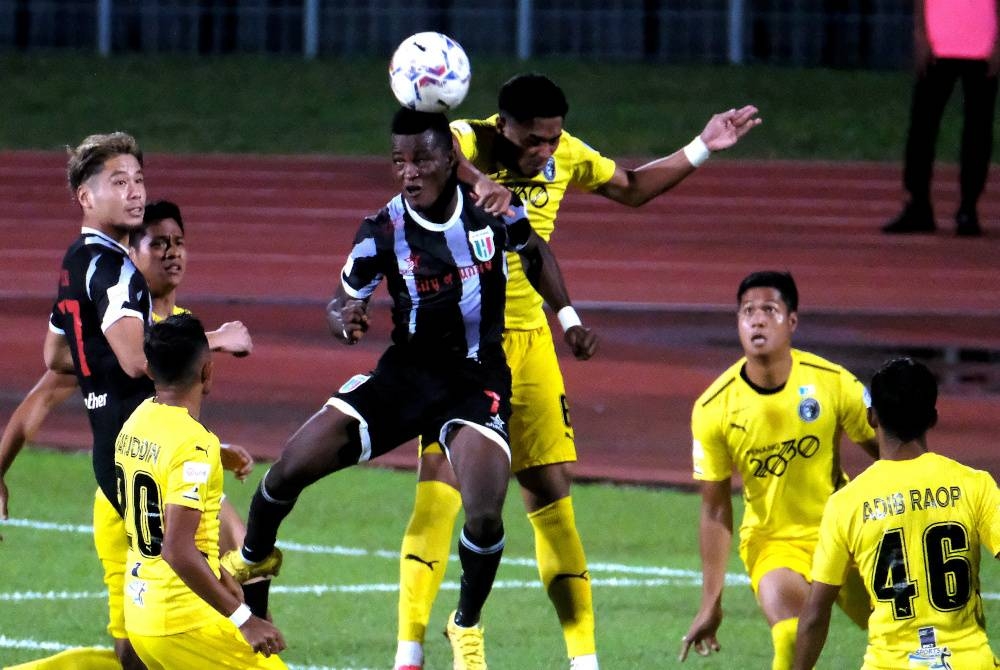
left=691, top=398, right=732, bottom=481
left=977, top=471, right=1000, bottom=556
left=810, top=495, right=851, bottom=585
left=164, top=435, right=220, bottom=512
left=451, top=119, right=480, bottom=164
left=837, top=368, right=876, bottom=446
left=563, top=133, right=617, bottom=191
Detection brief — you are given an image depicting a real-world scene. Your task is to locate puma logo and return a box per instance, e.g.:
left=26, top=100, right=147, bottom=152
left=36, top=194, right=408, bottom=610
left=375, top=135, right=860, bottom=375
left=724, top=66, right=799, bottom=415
left=404, top=554, right=439, bottom=571
left=730, top=422, right=747, bottom=432
left=552, top=570, right=589, bottom=583
left=194, top=445, right=208, bottom=453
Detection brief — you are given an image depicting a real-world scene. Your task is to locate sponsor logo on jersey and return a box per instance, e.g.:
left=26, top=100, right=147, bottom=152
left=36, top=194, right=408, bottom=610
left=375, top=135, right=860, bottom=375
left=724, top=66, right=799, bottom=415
left=543, top=156, right=556, bottom=181
left=338, top=373, right=371, bottom=394
left=126, top=578, right=148, bottom=607
left=798, top=397, right=820, bottom=422
left=84, top=391, right=108, bottom=409
left=798, top=385, right=815, bottom=396
left=182, top=461, right=210, bottom=483
left=468, top=227, right=495, bottom=262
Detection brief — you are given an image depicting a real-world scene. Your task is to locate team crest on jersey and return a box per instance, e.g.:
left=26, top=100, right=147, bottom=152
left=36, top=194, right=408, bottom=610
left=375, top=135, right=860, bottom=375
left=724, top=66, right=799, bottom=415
left=468, top=227, right=495, bottom=262
left=798, top=397, right=821, bottom=422
left=543, top=156, right=556, bottom=181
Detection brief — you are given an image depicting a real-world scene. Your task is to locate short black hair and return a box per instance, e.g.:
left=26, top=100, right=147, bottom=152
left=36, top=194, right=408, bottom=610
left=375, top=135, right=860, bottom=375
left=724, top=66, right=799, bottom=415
left=497, top=73, right=569, bottom=122
left=144, top=313, right=209, bottom=387
left=391, top=107, right=453, bottom=152
left=870, top=357, right=938, bottom=442
left=737, top=271, right=799, bottom=313
left=129, top=199, right=185, bottom=247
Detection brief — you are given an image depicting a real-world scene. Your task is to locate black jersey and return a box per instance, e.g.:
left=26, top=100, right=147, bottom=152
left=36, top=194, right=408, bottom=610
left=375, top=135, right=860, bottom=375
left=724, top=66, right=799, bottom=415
left=341, top=186, right=531, bottom=359
left=49, top=228, right=153, bottom=508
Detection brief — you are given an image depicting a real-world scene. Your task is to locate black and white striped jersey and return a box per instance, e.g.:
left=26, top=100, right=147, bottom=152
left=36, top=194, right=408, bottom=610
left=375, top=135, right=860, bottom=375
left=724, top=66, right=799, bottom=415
left=342, top=186, right=531, bottom=359
left=49, top=227, right=153, bottom=506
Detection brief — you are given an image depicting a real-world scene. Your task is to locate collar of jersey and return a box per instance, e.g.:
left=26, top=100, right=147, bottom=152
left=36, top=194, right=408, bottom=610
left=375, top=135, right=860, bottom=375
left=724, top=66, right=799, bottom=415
left=402, top=186, right=464, bottom=232
left=80, top=226, right=129, bottom=254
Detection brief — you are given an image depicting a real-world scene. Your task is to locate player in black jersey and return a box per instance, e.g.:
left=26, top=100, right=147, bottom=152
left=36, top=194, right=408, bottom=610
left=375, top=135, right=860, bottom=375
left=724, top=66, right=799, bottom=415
left=224, top=108, right=595, bottom=670
left=43, top=132, right=152, bottom=670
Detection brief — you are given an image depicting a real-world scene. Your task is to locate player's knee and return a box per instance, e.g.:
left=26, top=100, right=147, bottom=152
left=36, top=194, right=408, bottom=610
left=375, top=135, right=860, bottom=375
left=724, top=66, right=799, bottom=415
left=463, top=512, right=504, bottom=546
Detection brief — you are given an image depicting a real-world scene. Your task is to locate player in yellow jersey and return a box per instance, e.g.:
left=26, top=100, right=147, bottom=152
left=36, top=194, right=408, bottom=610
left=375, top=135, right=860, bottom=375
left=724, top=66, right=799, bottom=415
left=2, top=200, right=253, bottom=670
left=679, top=271, right=879, bottom=670
left=117, top=313, right=285, bottom=668
left=793, top=357, right=1000, bottom=670
left=393, top=73, right=762, bottom=670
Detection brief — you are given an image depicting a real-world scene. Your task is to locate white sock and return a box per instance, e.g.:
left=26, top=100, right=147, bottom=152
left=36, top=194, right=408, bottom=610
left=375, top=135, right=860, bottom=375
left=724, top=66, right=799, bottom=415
left=570, top=653, right=599, bottom=670
left=394, top=640, right=423, bottom=668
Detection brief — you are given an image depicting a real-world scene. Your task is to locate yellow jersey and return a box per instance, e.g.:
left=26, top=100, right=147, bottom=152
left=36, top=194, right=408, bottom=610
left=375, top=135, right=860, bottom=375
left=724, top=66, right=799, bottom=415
left=115, top=397, right=225, bottom=636
left=452, top=116, right=617, bottom=330
left=812, top=452, right=1000, bottom=669
left=691, top=349, right=875, bottom=545
left=151, top=304, right=189, bottom=323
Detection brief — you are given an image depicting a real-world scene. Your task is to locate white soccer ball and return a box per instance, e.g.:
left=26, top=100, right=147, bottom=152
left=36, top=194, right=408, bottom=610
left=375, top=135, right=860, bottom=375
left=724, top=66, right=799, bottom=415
left=389, top=32, right=471, bottom=113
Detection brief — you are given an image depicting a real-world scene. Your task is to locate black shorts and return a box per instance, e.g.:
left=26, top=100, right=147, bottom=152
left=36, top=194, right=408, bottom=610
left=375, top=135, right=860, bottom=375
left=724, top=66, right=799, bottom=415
left=328, top=344, right=512, bottom=462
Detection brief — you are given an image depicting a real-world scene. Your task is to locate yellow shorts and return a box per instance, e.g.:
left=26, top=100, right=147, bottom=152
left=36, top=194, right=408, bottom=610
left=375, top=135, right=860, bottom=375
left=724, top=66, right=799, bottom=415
left=421, top=324, right=576, bottom=473
left=740, top=534, right=871, bottom=626
left=93, top=487, right=128, bottom=639
left=130, top=621, right=288, bottom=669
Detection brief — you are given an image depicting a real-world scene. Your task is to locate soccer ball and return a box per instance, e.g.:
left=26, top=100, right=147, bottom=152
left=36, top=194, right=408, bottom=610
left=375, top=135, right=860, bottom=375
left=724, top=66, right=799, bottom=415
left=389, top=31, right=471, bottom=113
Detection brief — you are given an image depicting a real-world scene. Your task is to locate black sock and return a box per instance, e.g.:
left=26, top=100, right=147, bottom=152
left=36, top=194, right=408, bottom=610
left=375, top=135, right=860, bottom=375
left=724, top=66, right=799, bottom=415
left=242, top=580, right=272, bottom=619
left=242, top=475, right=296, bottom=563
left=454, top=525, right=504, bottom=627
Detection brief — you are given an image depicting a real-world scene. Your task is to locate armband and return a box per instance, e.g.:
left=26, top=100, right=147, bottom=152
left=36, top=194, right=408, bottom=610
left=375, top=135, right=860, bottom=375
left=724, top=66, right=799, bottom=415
left=229, top=603, right=252, bottom=627
left=683, top=136, right=711, bottom=168
left=557, top=306, right=582, bottom=332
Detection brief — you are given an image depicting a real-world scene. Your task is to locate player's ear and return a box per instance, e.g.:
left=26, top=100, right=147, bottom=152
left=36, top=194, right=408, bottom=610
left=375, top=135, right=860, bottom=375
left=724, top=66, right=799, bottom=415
left=201, top=358, right=213, bottom=392
left=76, top=184, right=92, bottom=210
left=787, top=311, right=798, bottom=332
left=866, top=406, right=878, bottom=430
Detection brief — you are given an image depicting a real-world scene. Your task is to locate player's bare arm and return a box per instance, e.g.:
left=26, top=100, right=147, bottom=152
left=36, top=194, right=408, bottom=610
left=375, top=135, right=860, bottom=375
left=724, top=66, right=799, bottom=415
left=452, top=135, right=513, bottom=216
left=164, top=503, right=286, bottom=657
left=517, top=230, right=598, bottom=361
left=43, top=328, right=75, bottom=374
left=680, top=478, right=733, bottom=662
left=791, top=581, right=840, bottom=670
left=104, top=315, right=148, bottom=378
left=326, top=287, right=370, bottom=345
left=0, top=369, right=78, bottom=519
left=206, top=320, right=253, bottom=357
left=595, top=105, right=762, bottom=207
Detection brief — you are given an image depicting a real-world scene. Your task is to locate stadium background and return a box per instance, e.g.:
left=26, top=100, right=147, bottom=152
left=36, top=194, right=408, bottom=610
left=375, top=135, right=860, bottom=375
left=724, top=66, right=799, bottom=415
left=1, top=0, right=998, bottom=486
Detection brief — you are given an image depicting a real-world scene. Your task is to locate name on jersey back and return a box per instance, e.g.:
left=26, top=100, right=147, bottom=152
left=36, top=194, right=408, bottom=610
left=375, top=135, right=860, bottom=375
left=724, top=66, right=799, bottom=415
left=862, top=486, right=962, bottom=522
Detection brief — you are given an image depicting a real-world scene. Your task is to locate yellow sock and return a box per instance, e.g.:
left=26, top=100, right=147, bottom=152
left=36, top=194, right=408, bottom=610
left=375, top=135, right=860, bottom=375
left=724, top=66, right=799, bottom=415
left=6, top=647, right=120, bottom=669
left=397, top=480, right=462, bottom=644
left=770, top=617, right=799, bottom=670
left=528, top=496, right=596, bottom=659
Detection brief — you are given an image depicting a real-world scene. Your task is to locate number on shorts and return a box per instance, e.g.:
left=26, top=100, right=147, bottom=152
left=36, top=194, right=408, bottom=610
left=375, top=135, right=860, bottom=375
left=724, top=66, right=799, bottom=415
left=560, top=394, right=572, bottom=428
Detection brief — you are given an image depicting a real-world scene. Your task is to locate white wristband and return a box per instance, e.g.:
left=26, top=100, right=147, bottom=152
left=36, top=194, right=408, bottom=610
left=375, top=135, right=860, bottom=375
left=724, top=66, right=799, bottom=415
left=683, top=135, right=711, bottom=168
left=228, top=603, right=252, bottom=627
left=557, top=306, right=582, bottom=332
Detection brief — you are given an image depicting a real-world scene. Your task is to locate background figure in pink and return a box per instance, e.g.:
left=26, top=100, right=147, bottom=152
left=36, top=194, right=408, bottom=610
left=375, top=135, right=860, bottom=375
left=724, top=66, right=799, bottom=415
left=883, top=0, right=999, bottom=236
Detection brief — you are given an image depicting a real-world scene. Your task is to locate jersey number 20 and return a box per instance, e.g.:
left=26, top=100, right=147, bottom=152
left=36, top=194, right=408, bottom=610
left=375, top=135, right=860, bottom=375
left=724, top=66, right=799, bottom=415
left=116, top=466, right=164, bottom=558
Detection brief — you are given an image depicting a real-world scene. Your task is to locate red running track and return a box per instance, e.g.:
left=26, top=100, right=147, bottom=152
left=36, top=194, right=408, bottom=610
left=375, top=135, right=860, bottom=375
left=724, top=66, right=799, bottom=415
left=1, top=151, right=998, bottom=486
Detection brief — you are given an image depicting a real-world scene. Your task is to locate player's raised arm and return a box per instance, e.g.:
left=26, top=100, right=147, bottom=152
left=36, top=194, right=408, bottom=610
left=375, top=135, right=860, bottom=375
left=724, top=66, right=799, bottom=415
left=595, top=105, right=762, bottom=207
